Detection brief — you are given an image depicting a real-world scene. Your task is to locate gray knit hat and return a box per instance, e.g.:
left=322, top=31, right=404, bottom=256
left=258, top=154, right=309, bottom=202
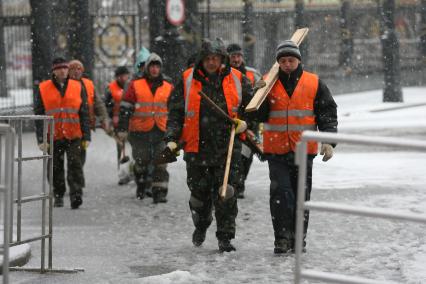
left=275, top=40, right=301, bottom=61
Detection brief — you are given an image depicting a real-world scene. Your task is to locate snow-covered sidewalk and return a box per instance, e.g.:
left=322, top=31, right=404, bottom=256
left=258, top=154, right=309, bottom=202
left=7, top=87, right=426, bottom=284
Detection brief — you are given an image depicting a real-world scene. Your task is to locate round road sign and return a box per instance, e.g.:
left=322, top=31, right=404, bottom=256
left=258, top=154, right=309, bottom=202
left=166, top=0, right=185, bottom=26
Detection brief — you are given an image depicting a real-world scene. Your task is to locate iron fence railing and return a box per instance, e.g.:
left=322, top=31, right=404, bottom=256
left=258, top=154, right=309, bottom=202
left=294, top=131, right=426, bottom=284
left=0, top=122, right=15, bottom=284
left=0, top=1, right=424, bottom=114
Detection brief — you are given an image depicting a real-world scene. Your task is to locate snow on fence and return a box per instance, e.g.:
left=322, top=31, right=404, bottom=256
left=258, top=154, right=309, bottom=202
left=294, top=131, right=426, bottom=284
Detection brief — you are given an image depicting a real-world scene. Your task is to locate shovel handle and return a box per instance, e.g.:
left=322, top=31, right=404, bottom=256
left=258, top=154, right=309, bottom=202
left=220, top=125, right=236, bottom=200
left=198, top=91, right=236, bottom=126
left=121, top=143, right=126, bottom=160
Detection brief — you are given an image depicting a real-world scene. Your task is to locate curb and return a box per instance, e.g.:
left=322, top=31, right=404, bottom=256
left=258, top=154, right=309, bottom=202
left=0, top=237, right=32, bottom=273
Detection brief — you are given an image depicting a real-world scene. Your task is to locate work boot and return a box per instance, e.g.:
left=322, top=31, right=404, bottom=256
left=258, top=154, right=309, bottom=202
left=192, top=228, right=207, bottom=247
left=136, top=184, right=145, bottom=200
left=145, top=187, right=153, bottom=198
left=70, top=194, right=82, bottom=209
left=218, top=239, right=236, bottom=252
left=274, top=239, right=292, bottom=254
left=118, top=176, right=131, bottom=185
left=54, top=196, right=64, bottom=208
left=236, top=190, right=245, bottom=199
left=290, top=240, right=307, bottom=253
left=152, top=189, right=167, bottom=204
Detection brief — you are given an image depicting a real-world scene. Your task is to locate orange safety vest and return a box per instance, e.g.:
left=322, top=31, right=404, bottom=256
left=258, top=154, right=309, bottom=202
left=39, top=79, right=83, bottom=141
left=245, top=66, right=260, bottom=87
left=246, top=71, right=255, bottom=86
left=108, top=80, right=124, bottom=128
left=129, top=78, right=173, bottom=132
left=263, top=71, right=319, bottom=155
left=180, top=67, right=243, bottom=153
left=82, top=78, right=96, bottom=128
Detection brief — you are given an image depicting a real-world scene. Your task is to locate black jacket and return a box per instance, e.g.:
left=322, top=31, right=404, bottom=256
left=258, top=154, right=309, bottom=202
left=257, top=64, right=338, bottom=134
left=165, top=62, right=254, bottom=165
left=33, top=77, right=91, bottom=144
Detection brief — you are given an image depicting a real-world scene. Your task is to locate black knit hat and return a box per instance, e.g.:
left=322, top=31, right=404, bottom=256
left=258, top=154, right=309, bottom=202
left=275, top=40, right=302, bottom=61
left=51, top=57, right=68, bottom=71
left=114, top=66, right=130, bottom=77
left=226, top=43, right=243, bottom=55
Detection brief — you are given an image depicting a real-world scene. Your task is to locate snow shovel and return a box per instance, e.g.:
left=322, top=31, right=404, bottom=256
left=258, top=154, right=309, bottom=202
left=197, top=91, right=238, bottom=200
left=219, top=124, right=236, bottom=201
left=120, top=142, right=130, bottom=164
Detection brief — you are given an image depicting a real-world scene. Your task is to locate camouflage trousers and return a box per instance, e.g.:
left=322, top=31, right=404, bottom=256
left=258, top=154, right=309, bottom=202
left=186, top=162, right=239, bottom=240
left=128, top=134, right=169, bottom=196
left=48, top=139, right=85, bottom=199
left=234, top=142, right=254, bottom=195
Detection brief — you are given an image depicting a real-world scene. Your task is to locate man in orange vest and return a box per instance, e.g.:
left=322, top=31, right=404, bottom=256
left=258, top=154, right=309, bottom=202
left=164, top=38, right=254, bottom=252
left=104, top=66, right=131, bottom=185
left=227, top=43, right=262, bottom=199
left=117, top=53, right=173, bottom=203
left=227, top=43, right=261, bottom=86
left=256, top=41, right=338, bottom=254
left=68, top=59, right=110, bottom=166
left=33, top=57, right=91, bottom=209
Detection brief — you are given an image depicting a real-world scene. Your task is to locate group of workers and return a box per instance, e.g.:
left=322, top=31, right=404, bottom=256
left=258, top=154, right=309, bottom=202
left=33, top=38, right=337, bottom=254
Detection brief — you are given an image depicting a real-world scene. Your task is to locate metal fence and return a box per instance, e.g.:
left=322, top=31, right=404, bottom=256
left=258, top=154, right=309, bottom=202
left=294, top=131, right=426, bottom=284
left=0, top=115, right=84, bottom=276
left=0, top=0, right=32, bottom=115
left=0, top=116, right=53, bottom=278
left=0, top=0, right=424, bottom=115
left=200, top=3, right=423, bottom=75
left=0, top=122, right=15, bottom=284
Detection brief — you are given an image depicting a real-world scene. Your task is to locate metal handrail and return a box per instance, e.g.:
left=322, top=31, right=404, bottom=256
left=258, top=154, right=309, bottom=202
left=294, top=131, right=426, bottom=284
left=1, top=123, right=15, bottom=284
left=1, top=115, right=83, bottom=275
left=0, top=115, right=54, bottom=274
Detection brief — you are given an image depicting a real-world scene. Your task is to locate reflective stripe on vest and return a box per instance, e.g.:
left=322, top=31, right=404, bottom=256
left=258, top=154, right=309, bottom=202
left=245, top=67, right=261, bottom=87
left=109, top=80, right=125, bottom=127
left=82, top=78, right=96, bottom=128
left=39, top=79, right=83, bottom=141
left=263, top=124, right=317, bottom=131
left=263, top=71, right=319, bottom=155
left=180, top=67, right=243, bottom=153
left=45, top=108, right=79, bottom=115
left=268, top=109, right=315, bottom=118
left=129, top=78, right=173, bottom=132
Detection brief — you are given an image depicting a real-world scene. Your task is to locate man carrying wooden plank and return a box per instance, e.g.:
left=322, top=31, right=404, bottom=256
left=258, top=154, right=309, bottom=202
left=255, top=39, right=338, bottom=254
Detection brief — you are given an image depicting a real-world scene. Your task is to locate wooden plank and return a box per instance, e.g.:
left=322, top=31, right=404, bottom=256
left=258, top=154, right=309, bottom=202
left=245, top=27, right=309, bottom=112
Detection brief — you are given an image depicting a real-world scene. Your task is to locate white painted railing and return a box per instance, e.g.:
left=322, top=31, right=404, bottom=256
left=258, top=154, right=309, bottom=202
left=294, top=131, right=426, bottom=284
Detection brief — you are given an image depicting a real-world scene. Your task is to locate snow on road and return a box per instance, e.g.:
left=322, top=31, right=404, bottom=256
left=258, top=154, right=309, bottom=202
left=7, top=87, right=426, bottom=283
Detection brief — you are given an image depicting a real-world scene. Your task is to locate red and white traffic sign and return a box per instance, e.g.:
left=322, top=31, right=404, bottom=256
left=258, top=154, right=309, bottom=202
left=166, top=0, right=185, bottom=26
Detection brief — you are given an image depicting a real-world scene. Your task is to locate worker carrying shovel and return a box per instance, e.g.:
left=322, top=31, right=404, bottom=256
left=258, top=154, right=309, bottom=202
left=162, top=38, right=254, bottom=252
